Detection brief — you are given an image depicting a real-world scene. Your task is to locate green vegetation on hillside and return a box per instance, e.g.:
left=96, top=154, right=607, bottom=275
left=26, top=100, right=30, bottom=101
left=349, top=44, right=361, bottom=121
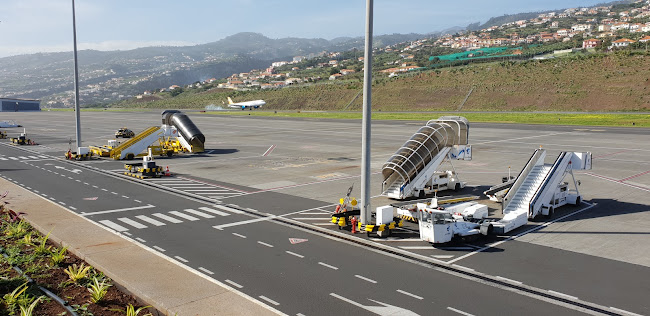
left=116, top=52, right=650, bottom=112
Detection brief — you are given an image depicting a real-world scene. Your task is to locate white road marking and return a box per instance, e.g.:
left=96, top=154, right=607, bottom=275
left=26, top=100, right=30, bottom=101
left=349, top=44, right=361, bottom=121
left=99, top=220, right=129, bottom=232
left=118, top=218, right=147, bottom=229
left=41, top=193, right=48, bottom=197
left=9, top=157, right=18, bottom=160
left=548, top=290, right=578, bottom=300
left=69, top=206, right=76, bottom=210
left=432, top=255, right=455, bottom=259
left=232, top=233, right=247, bottom=238
left=257, top=241, right=274, bottom=248
left=75, top=179, right=81, bottom=182
left=174, top=256, right=189, bottom=263
left=311, top=223, right=333, bottom=226
left=298, top=212, right=330, bottom=215
left=318, top=262, right=338, bottom=270
left=225, top=279, right=243, bottom=288
left=28, top=156, right=38, bottom=159
left=122, top=195, right=129, bottom=199
left=152, top=213, right=183, bottom=223
left=135, top=215, right=166, bottom=226
left=496, top=276, right=523, bottom=284
left=0, top=158, right=6, bottom=160
left=198, top=206, right=229, bottom=216
left=448, top=202, right=597, bottom=264
left=447, top=307, right=474, bottom=316
left=152, top=246, right=166, bottom=252
left=111, top=192, right=118, bottom=195
left=122, top=232, right=132, bottom=236
left=452, top=264, right=475, bottom=272
left=291, top=217, right=331, bottom=220
left=610, top=307, right=644, bottom=316
left=286, top=251, right=304, bottom=258
left=183, top=189, right=231, bottom=192
left=213, top=216, right=275, bottom=230
left=92, top=185, right=98, bottom=188
left=259, top=295, right=279, bottom=306
left=169, top=211, right=199, bottom=221
left=135, top=237, right=146, bottom=243
left=101, top=188, right=108, bottom=191
left=355, top=275, right=377, bottom=284
left=183, top=208, right=215, bottom=218
left=83, top=182, right=89, bottom=185
left=262, top=144, right=276, bottom=157
left=134, top=199, right=142, bottom=203
left=198, top=267, right=214, bottom=275
left=399, top=246, right=435, bottom=250
left=80, top=204, right=155, bottom=216
left=58, top=201, right=66, bottom=205
left=212, top=204, right=245, bottom=214
left=396, top=289, right=423, bottom=300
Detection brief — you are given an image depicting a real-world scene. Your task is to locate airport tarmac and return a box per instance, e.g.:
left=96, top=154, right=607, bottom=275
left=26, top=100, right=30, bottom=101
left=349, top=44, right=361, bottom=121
left=1, top=110, right=648, bottom=315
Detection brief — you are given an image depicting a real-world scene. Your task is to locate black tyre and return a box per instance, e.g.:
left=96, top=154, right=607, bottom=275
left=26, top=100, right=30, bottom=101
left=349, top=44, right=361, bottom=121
left=546, top=206, right=554, bottom=219
left=166, top=151, right=173, bottom=157
left=126, top=153, right=134, bottom=160
left=454, top=183, right=461, bottom=192
left=418, top=190, right=425, bottom=199
left=575, top=196, right=581, bottom=205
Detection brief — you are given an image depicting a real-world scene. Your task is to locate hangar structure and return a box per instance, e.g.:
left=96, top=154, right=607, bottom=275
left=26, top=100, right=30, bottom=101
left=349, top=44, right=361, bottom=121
left=0, top=98, right=41, bottom=112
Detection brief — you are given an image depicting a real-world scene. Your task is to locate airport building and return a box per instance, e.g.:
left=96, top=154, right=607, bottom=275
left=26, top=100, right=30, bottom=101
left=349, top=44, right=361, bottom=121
left=0, top=98, right=41, bottom=112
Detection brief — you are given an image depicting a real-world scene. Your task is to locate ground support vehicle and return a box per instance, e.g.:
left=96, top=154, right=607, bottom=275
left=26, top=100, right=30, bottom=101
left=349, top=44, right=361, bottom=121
left=0, top=131, right=6, bottom=139
left=64, top=147, right=92, bottom=160
left=382, top=116, right=471, bottom=200
left=10, top=133, right=34, bottom=145
left=115, top=127, right=135, bottom=138
left=417, top=209, right=481, bottom=243
left=480, top=149, right=591, bottom=235
left=123, top=152, right=166, bottom=179
left=392, top=195, right=479, bottom=222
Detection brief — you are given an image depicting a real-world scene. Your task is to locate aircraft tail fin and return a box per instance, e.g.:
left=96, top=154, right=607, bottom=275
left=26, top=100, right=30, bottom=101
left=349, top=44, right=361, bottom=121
left=227, top=97, right=234, bottom=104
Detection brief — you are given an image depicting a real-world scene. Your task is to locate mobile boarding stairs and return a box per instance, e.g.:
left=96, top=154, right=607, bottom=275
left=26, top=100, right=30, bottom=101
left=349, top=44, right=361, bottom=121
left=382, top=116, right=472, bottom=200
left=481, top=148, right=592, bottom=235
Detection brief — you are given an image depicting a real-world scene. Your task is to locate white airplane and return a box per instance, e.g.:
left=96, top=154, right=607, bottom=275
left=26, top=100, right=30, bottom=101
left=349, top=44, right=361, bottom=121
left=227, top=97, right=266, bottom=110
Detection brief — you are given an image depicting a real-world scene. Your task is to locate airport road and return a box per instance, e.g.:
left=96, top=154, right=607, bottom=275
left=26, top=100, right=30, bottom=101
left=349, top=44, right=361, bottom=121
left=1, top=110, right=649, bottom=315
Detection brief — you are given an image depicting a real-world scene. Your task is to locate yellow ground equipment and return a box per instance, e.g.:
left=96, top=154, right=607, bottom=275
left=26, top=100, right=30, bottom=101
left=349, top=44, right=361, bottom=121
left=64, top=147, right=92, bottom=161
left=0, top=131, right=6, bottom=139
left=10, top=133, right=34, bottom=145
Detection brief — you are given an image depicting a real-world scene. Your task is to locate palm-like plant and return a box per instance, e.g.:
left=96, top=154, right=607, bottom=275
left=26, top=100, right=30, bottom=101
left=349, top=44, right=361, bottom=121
left=34, top=232, right=52, bottom=256
left=125, top=304, right=153, bottom=316
left=50, top=246, right=68, bottom=266
left=3, top=281, right=29, bottom=315
left=88, top=276, right=112, bottom=303
left=64, top=263, right=92, bottom=283
left=19, top=296, right=43, bottom=316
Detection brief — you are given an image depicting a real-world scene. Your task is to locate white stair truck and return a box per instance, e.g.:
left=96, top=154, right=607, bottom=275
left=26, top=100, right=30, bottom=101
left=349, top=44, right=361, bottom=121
left=481, top=149, right=591, bottom=235
left=382, top=116, right=471, bottom=200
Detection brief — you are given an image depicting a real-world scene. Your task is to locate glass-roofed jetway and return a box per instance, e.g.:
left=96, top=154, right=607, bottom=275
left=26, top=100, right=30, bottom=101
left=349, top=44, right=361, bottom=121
left=382, top=116, right=471, bottom=200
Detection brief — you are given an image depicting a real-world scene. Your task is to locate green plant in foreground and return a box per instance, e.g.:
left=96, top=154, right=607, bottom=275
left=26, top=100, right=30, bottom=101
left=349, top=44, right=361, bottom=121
left=19, top=296, right=43, bottom=316
left=3, top=281, right=28, bottom=315
left=50, top=246, right=68, bottom=266
left=71, top=303, right=94, bottom=316
left=5, top=220, right=29, bottom=238
left=64, top=263, right=92, bottom=283
left=125, top=304, right=153, bottom=316
left=88, top=276, right=111, bottom=303
left=34, top=231, right=52, bottom=256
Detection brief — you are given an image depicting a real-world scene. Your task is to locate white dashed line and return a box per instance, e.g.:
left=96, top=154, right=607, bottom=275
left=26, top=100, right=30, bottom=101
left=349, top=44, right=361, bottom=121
left=135, top=237, right=146, bottom=243
left=69, top=206, right=77, bottom=210
left=122, top=232, right=132, bottom=236
left=152, top=246, right=166, bottom=252
left=257, top=241, right=274, bottom=248
left=122, top=195, right=129, bottom=199
left=318, top=262, right=338, bottom=270
left=232, top=233, right=246, bottom=238
left=610, top=307, right=644, bottom=316
left=169, top=211, right=199, bottom=221
left=111, top=192, right=118, bottom=195
left=396, top=289, right=423, bottom=300
left=355, top=275, right=377, bottom=284
left=92, top=185, right=98, bottom=188
left=58, top=202, right=66, bottom=205
left=134, top=199, right=142, bottom=203
left=198, top=267, right=214, bottom=275
left=496, top=276, right=523, bottom=285
left=101, top=188, right=107, bottom=191
left=225, top=279, right=243, bottom=288
left=452, top=264, right=475, bottom=272
left=258, top=295, right=279, bottom=306
left=447, top=307, right=474, bottom=316
left=548, top=290, right=578, bottom=300
left=174, top=256, right=188, bottom=263
left=286, top=251, right=304, bottom=258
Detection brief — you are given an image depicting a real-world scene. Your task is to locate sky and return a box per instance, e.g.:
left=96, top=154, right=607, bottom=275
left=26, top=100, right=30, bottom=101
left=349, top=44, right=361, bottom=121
left=0, top=0, right=609, bottom=58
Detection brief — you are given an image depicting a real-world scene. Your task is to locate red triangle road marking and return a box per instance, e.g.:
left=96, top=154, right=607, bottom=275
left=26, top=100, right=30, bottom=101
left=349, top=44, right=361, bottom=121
left=289, top=238, right=308, bottom=244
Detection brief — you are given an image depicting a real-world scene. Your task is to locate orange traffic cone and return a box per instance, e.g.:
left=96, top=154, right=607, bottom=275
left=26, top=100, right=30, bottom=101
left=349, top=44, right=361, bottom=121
left=165, top=166, right=171, bottom=176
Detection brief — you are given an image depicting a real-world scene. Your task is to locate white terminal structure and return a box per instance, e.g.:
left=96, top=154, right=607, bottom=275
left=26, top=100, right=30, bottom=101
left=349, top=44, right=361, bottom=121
left=382, top=116, right=471, bottom=200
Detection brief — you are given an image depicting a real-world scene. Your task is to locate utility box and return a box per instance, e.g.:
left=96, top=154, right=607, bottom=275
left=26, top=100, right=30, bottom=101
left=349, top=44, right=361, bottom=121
left=376, top=206, right=394, bottom=225
left=77, top=147, right=89, bottom=155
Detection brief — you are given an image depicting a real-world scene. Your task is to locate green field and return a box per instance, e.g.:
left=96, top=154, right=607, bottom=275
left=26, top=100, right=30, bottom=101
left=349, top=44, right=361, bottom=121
left=197, top=111, right=649, bottom=127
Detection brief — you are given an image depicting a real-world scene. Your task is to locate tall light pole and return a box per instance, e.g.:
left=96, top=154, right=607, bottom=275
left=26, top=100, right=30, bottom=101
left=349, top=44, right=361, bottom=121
left=72, top=0, right=82, bottom=148
left=360, top=0, right=373, bottom=225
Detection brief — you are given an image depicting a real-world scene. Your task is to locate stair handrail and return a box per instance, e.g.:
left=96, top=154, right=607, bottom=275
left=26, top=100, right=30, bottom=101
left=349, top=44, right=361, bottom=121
left=529, top=152, right=569, bottom=217
left=110, top=126, right=159, bottom=157
left=502, top=149, right=546, bottom=212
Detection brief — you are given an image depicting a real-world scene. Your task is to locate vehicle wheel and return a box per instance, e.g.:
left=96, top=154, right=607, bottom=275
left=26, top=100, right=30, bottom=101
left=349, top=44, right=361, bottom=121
left=487, top=224, right=494, bottom=235
left=126, top=153, right=134, bottom=160
left=418, top=190, right=425, bottom=199
left=575, top=196, right=581, bottom=206
left=166, top=151, right=173, bottom=157
left=454, top=183, right=461, bottom=192
left=546, top=206, right=554, bottom=219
